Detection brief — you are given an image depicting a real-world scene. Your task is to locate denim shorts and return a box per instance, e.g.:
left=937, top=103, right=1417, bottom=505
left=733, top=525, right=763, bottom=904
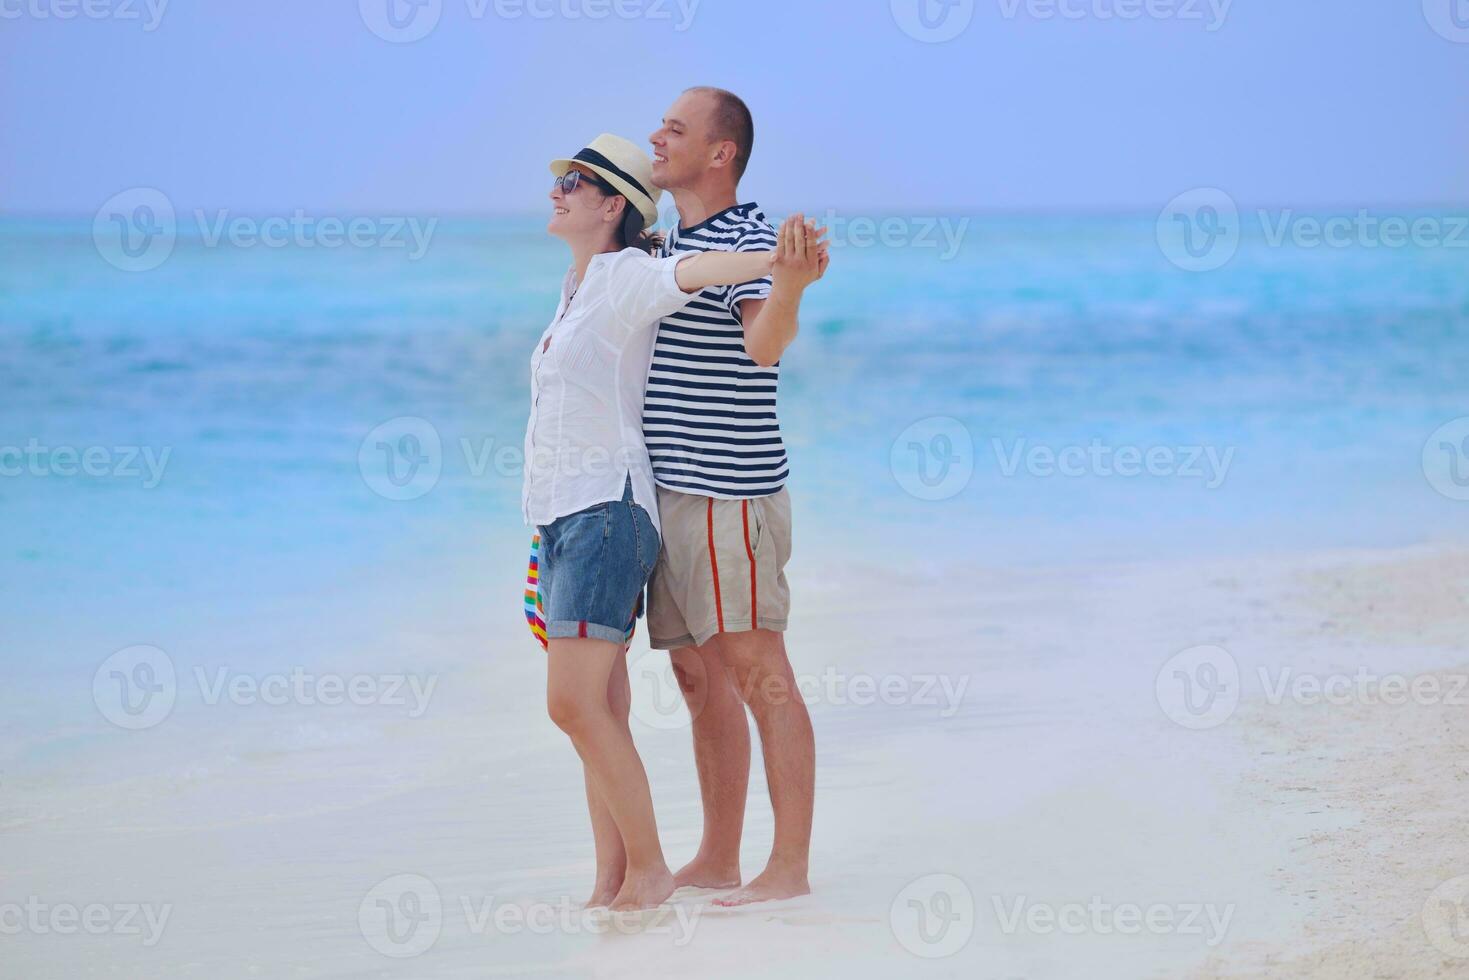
left=536, top=478, right=660, bottom=644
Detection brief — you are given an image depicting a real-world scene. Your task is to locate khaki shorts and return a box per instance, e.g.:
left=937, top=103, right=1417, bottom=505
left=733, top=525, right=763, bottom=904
left=646, top=485, right=792, bottom=650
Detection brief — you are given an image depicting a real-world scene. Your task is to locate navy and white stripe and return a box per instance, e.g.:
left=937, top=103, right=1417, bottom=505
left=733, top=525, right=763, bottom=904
left=643, top=203, right=786, bottom=498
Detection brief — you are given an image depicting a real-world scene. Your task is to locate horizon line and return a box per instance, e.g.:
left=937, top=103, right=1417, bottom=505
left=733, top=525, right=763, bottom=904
left=4, top=199, right=1469, bottom=221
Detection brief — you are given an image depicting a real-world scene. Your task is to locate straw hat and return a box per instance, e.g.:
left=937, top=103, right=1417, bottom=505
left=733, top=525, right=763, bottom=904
left=549, top=133, right=662, bottom=231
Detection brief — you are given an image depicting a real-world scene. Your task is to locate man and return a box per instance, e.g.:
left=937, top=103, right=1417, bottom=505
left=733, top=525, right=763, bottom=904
left=644, top=86, right=827, bottom=907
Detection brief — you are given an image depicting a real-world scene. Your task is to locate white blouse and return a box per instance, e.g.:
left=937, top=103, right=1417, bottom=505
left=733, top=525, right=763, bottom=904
left=522, top=247, right=695, bottom=536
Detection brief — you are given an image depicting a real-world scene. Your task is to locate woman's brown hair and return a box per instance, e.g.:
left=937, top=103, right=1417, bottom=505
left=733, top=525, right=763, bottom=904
left=616, top=203, right=664, bottom=256
left=580, top=170, right=664, bottom=255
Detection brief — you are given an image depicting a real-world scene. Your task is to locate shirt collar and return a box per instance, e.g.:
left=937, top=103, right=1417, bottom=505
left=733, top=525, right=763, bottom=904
left=677, top=202, right=759, bottom=236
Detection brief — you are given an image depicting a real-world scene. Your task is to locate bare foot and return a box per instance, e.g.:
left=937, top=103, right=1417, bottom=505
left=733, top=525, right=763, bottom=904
left=584, top=877, right=623, bottom=909
left=609, top=866, right=676, bottom=911
left=711, top=865, right=810, bottom=907
left=673, top=856, right=741, bottom=890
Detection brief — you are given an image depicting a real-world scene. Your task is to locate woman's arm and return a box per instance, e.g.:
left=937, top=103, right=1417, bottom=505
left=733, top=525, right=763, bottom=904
left=673, top=249, right=776, bottom=293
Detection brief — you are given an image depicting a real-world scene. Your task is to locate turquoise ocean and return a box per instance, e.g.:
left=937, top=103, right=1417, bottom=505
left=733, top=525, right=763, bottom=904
left=3, top=211, right=1467, bottom=760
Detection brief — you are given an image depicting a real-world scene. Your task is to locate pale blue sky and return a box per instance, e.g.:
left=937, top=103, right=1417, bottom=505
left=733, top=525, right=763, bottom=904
left=3, top=0, right=1466, bottom=214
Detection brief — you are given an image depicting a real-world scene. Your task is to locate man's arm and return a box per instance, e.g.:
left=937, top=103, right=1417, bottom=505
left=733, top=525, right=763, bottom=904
left=741, top=214, right=829, bottom=368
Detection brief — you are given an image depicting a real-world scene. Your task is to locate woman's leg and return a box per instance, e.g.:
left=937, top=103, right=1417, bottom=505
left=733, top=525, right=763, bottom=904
left=548, top=638, right=674, bottom=910
left=582, top=647, right=632, bottom=907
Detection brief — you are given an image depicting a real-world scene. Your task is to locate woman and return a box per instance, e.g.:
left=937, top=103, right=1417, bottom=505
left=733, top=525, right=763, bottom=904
left=524, top=134, right=813, bottom=912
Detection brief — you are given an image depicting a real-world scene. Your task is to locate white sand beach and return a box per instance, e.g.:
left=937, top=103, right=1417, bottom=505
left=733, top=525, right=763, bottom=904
left=8, top=5, right=1469, bottom=979
left=4, top=540, right=1468, bottom=979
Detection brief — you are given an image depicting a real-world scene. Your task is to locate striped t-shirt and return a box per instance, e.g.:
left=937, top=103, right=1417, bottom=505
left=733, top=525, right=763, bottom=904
left=643, top=202, right=786, bottom=498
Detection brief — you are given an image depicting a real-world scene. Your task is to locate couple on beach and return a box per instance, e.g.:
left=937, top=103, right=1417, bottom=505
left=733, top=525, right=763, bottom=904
left=520, top=87, right=827, bottom=912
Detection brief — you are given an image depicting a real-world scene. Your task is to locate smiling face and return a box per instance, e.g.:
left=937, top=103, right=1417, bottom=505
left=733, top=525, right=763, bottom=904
left=546, top=164, right=623, bottom=243
left=649, top=90, right=725, bottom=191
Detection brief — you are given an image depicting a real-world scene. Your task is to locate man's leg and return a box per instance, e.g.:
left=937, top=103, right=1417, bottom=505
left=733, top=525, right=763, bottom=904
left=711, top=628, right=813, bottom=906
left=668, top=638, right=750, bottom=888
left=547, top=637, right=675, bottom=911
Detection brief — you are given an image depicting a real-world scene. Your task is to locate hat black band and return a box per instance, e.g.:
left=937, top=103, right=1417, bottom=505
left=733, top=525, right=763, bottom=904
left=572, top=147, right=651, bottom=203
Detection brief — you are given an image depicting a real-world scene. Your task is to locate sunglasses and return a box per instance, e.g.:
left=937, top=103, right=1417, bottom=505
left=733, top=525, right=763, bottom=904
left=553, top=170, right=611, bottom=196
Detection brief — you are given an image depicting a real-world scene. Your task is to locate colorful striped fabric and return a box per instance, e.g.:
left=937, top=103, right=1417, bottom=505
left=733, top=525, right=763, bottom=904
left=524, top=532, right=640, bottom=650
left=524, top=533, right=548, bottom=650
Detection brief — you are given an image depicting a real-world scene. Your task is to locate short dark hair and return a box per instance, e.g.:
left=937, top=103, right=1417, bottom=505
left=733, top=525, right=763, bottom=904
left=685, top=86, right=754, bottom=182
